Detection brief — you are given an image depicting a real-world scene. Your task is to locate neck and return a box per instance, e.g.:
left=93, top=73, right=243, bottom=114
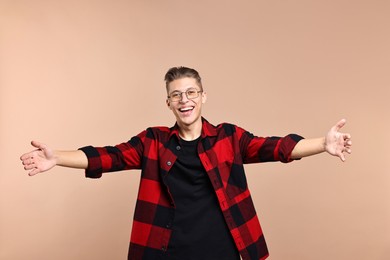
left=177, top=120, right=202, bottom=141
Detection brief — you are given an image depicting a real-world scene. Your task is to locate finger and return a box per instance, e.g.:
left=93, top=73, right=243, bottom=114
left=343, top=135, right=351, bottom=140
left=338, top=152, right=346, bottom=162
left=21, top=155, right=35, bottom=165
left=344, top=146, right=352, bottom=152
left=28, top=168, right=41, bottom=176
left=24, top=163, right=36, bottom=170
left=24, top=157, right=35, bottom=166
left=31, top=140, right=46, bottom=151
left=20, top=152, right=34, bottom=161
left=342, top=133, right=351, bottom=140
left=333, top=119, right=347, bottom=132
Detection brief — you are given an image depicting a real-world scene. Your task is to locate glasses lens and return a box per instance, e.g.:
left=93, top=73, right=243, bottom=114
left=170, top=92, right=181, bottom=101
left=186, top=89, right=199, bottom=99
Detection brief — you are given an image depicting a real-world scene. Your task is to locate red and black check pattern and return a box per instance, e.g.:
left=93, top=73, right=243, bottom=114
left=79, top=118, right=303, bottom=260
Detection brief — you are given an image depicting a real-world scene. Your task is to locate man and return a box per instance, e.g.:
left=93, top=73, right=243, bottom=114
left=20, top=66, right=352, bottom=260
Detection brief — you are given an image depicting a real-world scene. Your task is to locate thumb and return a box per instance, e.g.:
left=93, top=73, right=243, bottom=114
left=31, top=140, right=46, bottom=151
left=333, top=118, right=346, bottom=132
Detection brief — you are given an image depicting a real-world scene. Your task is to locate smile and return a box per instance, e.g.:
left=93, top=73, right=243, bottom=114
left=179, top=107, right=194, bottom=112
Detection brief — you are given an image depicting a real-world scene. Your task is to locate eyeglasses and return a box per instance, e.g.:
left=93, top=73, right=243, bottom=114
left=168, top=88, right=203, bottom=102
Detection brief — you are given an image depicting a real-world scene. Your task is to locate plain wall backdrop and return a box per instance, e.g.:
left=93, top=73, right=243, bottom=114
left=1, top=0, right=389, bottom=259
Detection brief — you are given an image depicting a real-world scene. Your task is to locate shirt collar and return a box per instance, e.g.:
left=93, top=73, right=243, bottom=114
left=169, top=117, right=218, bottom=140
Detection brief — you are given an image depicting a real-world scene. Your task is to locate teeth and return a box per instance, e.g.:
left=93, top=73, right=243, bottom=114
left=180, top=107, right=193, bottom=112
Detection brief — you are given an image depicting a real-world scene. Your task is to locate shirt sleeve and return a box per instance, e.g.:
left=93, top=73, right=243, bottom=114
left=238, top=126, right=304, bottom=164
left=78, top=132, right=145, bottom=178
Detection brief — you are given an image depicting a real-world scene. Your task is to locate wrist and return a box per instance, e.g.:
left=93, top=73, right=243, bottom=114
left=322, top=137, right=327, bottom=152
left=53, top=150, right=61, bottom=166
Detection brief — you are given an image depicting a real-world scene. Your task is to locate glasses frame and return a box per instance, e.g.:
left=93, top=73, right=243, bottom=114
left=167, top=88, right=203, bottom=102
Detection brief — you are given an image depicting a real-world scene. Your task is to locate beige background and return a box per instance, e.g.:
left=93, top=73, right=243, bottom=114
left=1, top=0, right=389, bottom=259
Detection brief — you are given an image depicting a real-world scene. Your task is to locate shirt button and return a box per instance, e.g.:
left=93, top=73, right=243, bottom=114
left=167, top=161, right=172, bottom=166
left=176, top=145, right=181, bottom=150
left=162, top=246, right=167, bottom=251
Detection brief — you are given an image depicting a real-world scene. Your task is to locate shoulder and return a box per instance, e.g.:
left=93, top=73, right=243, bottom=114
left=204, top=119, right=245, bottom=137
left=146, top=125, right=171, bottom=132
left=131, top=126, right=171, bottom=140
left=216, top=122, right=237, bottom=133
left=144, top=126, right=171, bottom=137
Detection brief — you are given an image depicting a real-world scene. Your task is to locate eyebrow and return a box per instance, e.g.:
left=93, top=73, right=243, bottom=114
left=169, top=87, right=199, bottom=94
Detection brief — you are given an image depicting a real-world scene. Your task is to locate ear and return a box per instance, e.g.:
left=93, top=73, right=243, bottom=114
left=166, top=99, right=172, bottom=110
left=201, top=91, right=207, bottom=104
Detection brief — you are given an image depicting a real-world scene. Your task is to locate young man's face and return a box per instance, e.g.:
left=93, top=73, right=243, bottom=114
left=166, top=77, right=207, bottom=128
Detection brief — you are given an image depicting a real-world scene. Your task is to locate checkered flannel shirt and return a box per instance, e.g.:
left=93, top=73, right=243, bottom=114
left=79, top=117, right=303, bottom=260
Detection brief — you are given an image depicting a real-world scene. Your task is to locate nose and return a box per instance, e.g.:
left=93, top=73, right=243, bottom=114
left=179, top=92, right=189, bottom=103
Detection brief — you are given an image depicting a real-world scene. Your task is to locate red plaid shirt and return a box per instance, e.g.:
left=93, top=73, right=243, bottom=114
left=79, top=118, right=303, bottom=260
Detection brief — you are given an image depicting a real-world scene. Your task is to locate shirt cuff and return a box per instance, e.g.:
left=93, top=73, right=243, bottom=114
left=280, top=134, right=305, bottom=162
left=78, top=146, right=103, bottom=179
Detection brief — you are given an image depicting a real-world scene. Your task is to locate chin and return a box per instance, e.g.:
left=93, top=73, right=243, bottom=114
left=177, top=116, right=199, bottom=126
left=179, top=118, right=194, bottom=126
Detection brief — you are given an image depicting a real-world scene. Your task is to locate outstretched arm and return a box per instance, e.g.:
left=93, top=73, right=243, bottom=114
left=20, top=141, right=88, bottom=176
left=291, top=119, right=352, bottom=162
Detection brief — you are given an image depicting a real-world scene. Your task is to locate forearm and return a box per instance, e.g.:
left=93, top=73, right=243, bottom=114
left=290, top=137, right=326, bottom=159
left=54, top=150, right=88, bottom=169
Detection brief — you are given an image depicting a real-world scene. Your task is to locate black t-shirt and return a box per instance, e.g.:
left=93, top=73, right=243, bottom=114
left=164, top=137, right=240, bottom=260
